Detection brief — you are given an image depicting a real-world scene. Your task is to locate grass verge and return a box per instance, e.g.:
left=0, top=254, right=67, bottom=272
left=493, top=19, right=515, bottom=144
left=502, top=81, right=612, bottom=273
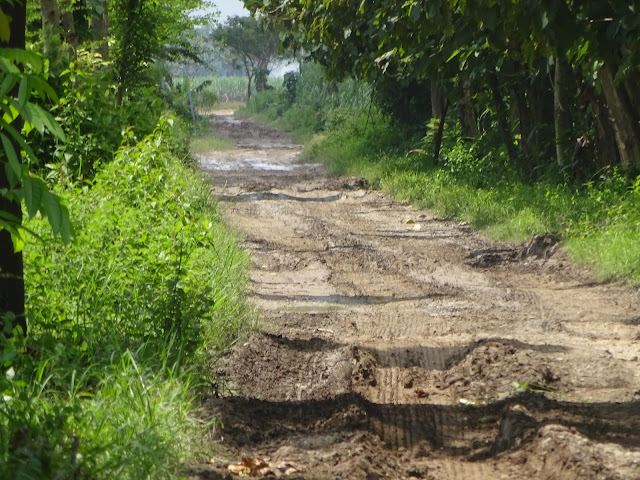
left=305, top=114, right=640, bottom=283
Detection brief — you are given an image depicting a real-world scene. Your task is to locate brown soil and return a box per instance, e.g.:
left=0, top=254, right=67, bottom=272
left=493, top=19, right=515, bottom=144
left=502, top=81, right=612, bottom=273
left=190, top=113, right=640, bottom=480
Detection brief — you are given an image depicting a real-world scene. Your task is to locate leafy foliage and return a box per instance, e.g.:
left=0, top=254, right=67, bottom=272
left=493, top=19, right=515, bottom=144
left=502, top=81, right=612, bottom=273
left=1, top=116, right=254, bottom=478
left=247, top=0, right=640, bottom=176
left=110, top=0, right=204, bottom=102
left=212, top=16, right=283, bottom=98
left=0, top=47, right=70, bottom=250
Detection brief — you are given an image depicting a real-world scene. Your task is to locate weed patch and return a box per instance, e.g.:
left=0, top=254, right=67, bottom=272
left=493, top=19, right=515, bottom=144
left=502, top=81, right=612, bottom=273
left=1, top=117, right=254, bottom=478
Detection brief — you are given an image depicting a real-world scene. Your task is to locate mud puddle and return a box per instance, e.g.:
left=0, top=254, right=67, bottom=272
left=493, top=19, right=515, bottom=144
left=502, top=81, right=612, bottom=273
left=190, top=111, right=640, bottom=480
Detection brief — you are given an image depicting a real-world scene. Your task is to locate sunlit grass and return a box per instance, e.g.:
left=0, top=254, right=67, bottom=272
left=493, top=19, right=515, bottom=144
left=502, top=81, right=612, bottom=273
left=303, top=115, right=640, bottom=284
left=566, top=228, right=640, bottom=281
left=190, top=134, right=234, bottom=153
left=3, top=119, right=255, bottom=478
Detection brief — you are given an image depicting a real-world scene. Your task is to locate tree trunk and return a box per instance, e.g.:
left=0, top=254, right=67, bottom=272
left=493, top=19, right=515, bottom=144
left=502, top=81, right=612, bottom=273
left=430, top=80, right=446, bottom=120
left=459, top=86, right=478, bottom=138
left=91, top=0, right=109, bottom=61
left=554, top=58, right=574, bottom=167
left=529, top=74, right=555, bottom=165
left=592, top=94, right=618, bottom=170
left=1, top=0, right=27, bottom=336
left=598, top=62, right=640, bottom=170
left=487, top=68, right=518, bottom=166
left=59, top=0, right=77, bottom=52
left=40, top=0, right=60, bottom=56
left=433, top=99, right=449, bottom=165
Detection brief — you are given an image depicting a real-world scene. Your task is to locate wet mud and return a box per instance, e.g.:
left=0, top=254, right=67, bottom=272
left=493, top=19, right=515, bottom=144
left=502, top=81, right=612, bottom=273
left=190, top=112, right=640, bottom=480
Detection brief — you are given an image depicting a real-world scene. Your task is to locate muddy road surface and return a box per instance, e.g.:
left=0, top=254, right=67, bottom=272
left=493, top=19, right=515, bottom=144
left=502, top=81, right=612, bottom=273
left=191, top=112, right=640, bottom=480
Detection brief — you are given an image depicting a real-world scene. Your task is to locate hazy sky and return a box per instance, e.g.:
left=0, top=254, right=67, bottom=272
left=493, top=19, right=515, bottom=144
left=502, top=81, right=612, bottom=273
left=215, top=0, right=249, bottom=20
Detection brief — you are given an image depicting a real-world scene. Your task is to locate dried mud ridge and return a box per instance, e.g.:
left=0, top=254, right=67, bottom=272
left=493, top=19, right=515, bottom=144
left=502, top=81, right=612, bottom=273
left=191, top=113, right=640, bottom=480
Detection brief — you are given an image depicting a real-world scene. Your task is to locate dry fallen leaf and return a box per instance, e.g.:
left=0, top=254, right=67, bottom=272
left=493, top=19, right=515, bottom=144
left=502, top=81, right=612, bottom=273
left=415, top=389, right=429, bottom=398
left=228, top=457, right=270, bottom=477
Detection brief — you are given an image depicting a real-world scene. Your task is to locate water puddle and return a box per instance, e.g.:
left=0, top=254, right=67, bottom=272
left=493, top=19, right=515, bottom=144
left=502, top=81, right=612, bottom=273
left=196, top=149, right=310, bottom=172
left=257, top=293, right=442, bottom=306
left=219, top=192, right=341, bottom=203
left=279, top=305, right=350, bottom=314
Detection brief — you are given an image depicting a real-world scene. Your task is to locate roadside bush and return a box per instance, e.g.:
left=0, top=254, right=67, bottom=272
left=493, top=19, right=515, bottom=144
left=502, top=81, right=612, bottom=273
left=1, top=116, right=254, bottom=478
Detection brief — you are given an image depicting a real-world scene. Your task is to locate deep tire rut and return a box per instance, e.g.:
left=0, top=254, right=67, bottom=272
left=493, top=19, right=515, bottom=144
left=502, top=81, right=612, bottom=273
left=190, top=114, right=640, bottom=480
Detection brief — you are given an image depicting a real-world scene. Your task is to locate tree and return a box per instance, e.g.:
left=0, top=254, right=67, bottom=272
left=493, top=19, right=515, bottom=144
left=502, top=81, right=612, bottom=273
left=1, top=2, right=70, bottom=337
left=245, top=0, right=640, bottom=178
left=212, top=15, right=281, bottom=99
left=110, top=0, right=204, bottom=104
left=1, top=0, right=28, bottom=337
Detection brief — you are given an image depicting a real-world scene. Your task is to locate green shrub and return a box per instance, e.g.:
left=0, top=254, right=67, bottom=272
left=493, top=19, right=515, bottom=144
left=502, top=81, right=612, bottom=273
left=1, top=116, right=254, bottom=478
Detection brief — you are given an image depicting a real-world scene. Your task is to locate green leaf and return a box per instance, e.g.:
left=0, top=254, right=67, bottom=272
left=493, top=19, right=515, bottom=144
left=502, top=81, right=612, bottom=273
left=41, top=191, right=71, bottom=243
left=0, top=210, right=24, bottom=252
left=18, top=76, right=28, bottom=105
left=27, top=75, right=59, bottom=103
left=23, top=175, right=45, bottom=219
left=0, top=56, right=19, bottom=74
left=0, top=8, right=10, bottom=43
left=0, top=132, right=21, bottom=187
left=0, top=48, right=43, bottom=72
left=576, top=41, right=589, bottom=62
left=18, top=102, right=66, bottom=141
left=0, top=119, right=39, bottom=163
left=446, top=49, right=460, bottom=63
left=41, top=190, right=63, bottom=235
left=0, top=73, right=17, bottom=99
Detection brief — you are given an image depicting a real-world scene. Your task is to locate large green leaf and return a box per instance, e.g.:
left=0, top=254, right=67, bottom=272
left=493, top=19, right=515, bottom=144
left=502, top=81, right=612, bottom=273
left=18, top=76, right=28, bottom=105
left=0, top=48, right=43, bottom=73
left=0, top=73, right=18, bottom=99
left=14, top=102, right=66, bottom=141
left=0, top=132, right=21, bottom=187
left=0, top=119, right=39, bottom=164
left=27, top=74, right=59, bottom=103
left=41, top=190, right=71, bottom=243
left=23, top=175, right=45, bottom=219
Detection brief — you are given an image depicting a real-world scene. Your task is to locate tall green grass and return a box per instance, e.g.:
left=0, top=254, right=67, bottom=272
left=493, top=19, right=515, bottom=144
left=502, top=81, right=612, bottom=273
left=189, top=76, right=248, bottom=105
left=307, top=115, right=640, bottom=283
left=239, top=63, right=371, bottom=143
left=1, top=116, right=255, bottom=478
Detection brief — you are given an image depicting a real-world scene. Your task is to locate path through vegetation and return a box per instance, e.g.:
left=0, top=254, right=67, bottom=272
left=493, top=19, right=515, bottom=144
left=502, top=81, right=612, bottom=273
left=191, top=112, right=640, bottom=480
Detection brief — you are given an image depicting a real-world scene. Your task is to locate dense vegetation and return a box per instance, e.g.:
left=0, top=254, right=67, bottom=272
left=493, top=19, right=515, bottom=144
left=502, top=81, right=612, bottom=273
left=1, top=1, right=254, bottom=477
left=248, top=1, right=640, bottom=177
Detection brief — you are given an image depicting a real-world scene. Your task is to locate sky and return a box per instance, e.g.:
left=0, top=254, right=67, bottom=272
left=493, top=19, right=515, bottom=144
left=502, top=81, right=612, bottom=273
left=209, top=0, right=298, bottom=77
left=214, top=0, right=250, bottom=21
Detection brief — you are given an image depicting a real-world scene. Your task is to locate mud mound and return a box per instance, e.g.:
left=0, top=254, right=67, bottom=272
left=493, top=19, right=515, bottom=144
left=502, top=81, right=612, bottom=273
left=520, top=233, right=562, bottom=260
left=221, top=333, right=353, bottom=401
left=508, top=424, right=640, bottom=480
left=431, top=341, right=561, bottom=404
left=221, top=334, right=381, bottom=402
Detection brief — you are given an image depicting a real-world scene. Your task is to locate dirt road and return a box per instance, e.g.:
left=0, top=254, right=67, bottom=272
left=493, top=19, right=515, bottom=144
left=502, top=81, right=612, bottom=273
left=192, top=113, right=640, bottom=480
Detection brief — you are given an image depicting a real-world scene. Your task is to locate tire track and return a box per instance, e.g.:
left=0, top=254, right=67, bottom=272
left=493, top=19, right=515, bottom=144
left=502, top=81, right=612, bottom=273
left=190, top=113, right=640, bottom=480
